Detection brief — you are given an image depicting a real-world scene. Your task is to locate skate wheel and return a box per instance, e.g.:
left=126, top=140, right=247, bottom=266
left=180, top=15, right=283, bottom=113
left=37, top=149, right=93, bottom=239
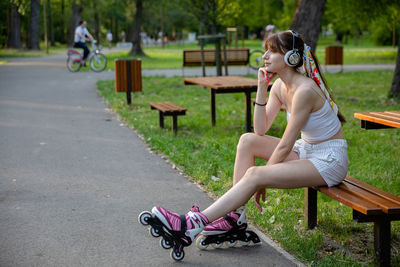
left=195, top=235, right=208, bottom=250
left=160, top=238, right=172, bottom=249
left=211, top=241, right=223, bottom=249
left=138, top=211, right=152, bottom=226
left=240, top=240, right=250, bottom=246
left=170, top=249, right=185, bottom=261
left=149, top=227, right=160, bottom=237
left=226, top=240, right=237, bottom=247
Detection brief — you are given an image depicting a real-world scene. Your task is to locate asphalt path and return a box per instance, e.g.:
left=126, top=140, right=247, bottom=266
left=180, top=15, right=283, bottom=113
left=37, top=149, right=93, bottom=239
left=0, top=52, right=303, bottom=266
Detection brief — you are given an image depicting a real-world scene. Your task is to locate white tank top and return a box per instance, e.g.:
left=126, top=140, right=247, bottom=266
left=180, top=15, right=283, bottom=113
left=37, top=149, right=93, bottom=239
left=286, top=99, right=341, bottom=142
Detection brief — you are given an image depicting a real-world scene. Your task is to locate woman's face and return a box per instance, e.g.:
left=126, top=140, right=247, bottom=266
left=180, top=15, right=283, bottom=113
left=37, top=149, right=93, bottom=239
left=262, top=49, right=285, bottom=73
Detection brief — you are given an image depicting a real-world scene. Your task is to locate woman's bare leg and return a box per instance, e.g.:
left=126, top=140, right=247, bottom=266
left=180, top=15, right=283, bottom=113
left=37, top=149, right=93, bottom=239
left=233, top=133, right=298, bottom=185
left=203, top=159, right=327, bottom=222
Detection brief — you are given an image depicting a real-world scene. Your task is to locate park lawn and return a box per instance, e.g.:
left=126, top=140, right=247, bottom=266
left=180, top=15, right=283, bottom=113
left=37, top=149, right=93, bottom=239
left=104, top=38, right=396, bottom=70
left=0, top=42, right=67, bottom=58
left=97, top=70, right=399, bottom=266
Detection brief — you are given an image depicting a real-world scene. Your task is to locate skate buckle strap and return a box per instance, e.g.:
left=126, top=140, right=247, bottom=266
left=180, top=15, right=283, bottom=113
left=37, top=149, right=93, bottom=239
left=223, top=214, right=237, bottom=226
left=180, top=215, right=187, bottom=233
left=224, top=212, right=247, bottom=227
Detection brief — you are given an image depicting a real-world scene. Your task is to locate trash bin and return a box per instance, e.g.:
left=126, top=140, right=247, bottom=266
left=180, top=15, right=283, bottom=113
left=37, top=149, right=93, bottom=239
left=115, top=59, right=142, bottom=104
left=325, top=46, right=343, bottom=72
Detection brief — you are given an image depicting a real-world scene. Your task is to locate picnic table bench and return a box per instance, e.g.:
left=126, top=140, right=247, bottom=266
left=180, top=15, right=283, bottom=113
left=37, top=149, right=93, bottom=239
left=305, top=175, right=400, bottom=266
left=150, top=102, right=187, bottom=134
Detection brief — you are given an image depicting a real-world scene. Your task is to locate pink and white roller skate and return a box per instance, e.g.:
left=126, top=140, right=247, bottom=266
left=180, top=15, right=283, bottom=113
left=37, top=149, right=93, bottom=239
left=195, top=208, right=260, bottom=250
left=138, top=204, right=209, bottom=261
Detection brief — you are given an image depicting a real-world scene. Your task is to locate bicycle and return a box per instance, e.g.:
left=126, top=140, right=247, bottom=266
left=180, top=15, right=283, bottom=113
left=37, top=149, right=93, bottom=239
left=249, top=49, right=265, bottom=70
left=67, top=40, right=107, bottom=72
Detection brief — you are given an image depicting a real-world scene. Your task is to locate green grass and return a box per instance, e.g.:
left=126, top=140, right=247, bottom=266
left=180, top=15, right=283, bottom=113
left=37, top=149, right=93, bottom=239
left=315, top=48, right=397, bottom=65
left=106, top=50, right=184, bottom=69
left=97, top=70, right=399, bottom=266
left=0, top=42, right=67, bottom=58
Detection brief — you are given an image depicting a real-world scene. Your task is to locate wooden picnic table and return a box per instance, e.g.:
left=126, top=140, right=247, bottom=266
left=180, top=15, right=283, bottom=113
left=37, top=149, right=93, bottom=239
left=353, top=110, right=400, bottom=266
left=354, top=110, right=400, bottom=129
left=183, top=76, right=261, bottom=132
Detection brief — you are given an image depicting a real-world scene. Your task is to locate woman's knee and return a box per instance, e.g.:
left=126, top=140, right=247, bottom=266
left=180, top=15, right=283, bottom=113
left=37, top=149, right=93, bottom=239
left=242, top=166, right=275, bottom=189
left=237, top=133, right=258, bottom=152
left=242, top=166, right=263, bottom=184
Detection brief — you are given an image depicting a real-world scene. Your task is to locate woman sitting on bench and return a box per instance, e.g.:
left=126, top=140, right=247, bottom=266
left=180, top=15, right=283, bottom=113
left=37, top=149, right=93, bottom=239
left=142, top=30, right=349, bottom=258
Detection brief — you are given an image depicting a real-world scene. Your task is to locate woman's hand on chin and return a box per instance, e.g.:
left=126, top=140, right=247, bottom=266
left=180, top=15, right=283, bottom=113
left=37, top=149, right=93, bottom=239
left=258, top=67, right=277, bottom=85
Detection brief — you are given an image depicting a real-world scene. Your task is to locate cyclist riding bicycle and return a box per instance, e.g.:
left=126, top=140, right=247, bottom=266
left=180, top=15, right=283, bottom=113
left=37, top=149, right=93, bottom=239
left=73, top=21, right=94, bottom=66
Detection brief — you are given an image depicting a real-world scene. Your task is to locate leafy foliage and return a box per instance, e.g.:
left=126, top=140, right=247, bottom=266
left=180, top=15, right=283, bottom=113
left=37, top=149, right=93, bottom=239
left=324, top=0, right=400, bottom=46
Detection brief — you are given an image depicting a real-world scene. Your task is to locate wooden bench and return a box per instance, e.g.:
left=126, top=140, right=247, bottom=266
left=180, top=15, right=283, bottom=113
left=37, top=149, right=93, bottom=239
left=150, top=102, right=187, bottom=134
left=183, top=48, right=250, bottom=67
left=305, top=176, right=400, bottom=266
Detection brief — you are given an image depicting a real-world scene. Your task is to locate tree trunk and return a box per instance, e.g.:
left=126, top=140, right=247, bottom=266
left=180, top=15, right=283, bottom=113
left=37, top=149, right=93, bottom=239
left=29, top=0, right=41, bottom=50
left=115, top=19, right=119, bottom=43
left=129, top=0, right=145, bottom=56
left=48, top=0, right=55, bottom=46
left=68, top=0, right=81, bottom=47
left=390, top=39, right=400, bottom=97
left=94, top=8, right=100, bottom=42
left=7, top=2, right=22, bottom=49
left=60, top=0, right=65, bottom=43
left=290, top=0, right=326, bottom=53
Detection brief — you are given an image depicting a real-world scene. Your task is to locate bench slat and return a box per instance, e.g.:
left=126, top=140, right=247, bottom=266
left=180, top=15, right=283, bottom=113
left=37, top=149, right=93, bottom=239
left=150, top=102, right=187, bottom=113
left=339, top=181, right=400, bottom=214
left=183, top=49, right=249, bottom=66
left=183, top=76, right=258, bottom=90
left=345, top=176, right=400, bottom=206
left=385, top=110, right=400, bottom=115
left=369, top=112, right=400, bottom=122
left=318, top=185, right=383, bottom=215
left=317, top=176, right=400, bottom=216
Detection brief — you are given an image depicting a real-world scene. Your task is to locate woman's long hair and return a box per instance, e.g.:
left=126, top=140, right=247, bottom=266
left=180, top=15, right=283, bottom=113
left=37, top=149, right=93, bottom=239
left=265, top=31, right=346, bottom=123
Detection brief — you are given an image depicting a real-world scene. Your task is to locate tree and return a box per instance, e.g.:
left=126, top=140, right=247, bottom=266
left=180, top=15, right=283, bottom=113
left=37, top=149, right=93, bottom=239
left=48, top=0, right=55, bottom=46
left=28, top=0, right=40, bottom=50
left=290, top=0, right=326, bottom=53
left=129, top=0, right=144, bottom=55
left=7, top=1, right=23, bottom=49
left=68, top=0, right=82, bottom=46
left=180, top=0, right=232, bottom=35
left=391, top=36, right=400, bottom=97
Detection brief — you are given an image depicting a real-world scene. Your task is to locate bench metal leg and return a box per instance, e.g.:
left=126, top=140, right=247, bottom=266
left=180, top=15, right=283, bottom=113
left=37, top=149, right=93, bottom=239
left=172, top=115, right=178, bottom=134
left=211, top=89, right=216, bottom=126
left=244, top=90, right=252, bottom=132
left=374, top=219, right=391, bottom=267
left=159, top=112, right=164, bottom=128
left=305, top=187, right=317, bottom=229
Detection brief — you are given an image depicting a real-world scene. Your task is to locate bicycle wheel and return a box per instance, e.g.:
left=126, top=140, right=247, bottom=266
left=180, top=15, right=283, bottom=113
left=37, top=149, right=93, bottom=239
left=66, top=57, right=81, bottom=72
left=249, top=50, right=265, bottom=70
left=90, top=53, right=107, bottom=72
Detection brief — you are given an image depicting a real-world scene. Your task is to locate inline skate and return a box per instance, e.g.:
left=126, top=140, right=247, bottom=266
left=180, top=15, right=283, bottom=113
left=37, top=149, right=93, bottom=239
left=195, top=208, right=260, bottom=250
left=138, top=205, right=209, bottom=261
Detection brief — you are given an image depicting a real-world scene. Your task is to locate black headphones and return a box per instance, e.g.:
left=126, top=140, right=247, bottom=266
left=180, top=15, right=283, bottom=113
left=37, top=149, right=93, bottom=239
left=284, top=30, right=301, bottom=67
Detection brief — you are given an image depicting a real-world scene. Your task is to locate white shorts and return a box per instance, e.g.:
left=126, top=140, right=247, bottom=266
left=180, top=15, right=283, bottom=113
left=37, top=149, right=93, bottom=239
left=292, top=139, right=348, bottom=187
